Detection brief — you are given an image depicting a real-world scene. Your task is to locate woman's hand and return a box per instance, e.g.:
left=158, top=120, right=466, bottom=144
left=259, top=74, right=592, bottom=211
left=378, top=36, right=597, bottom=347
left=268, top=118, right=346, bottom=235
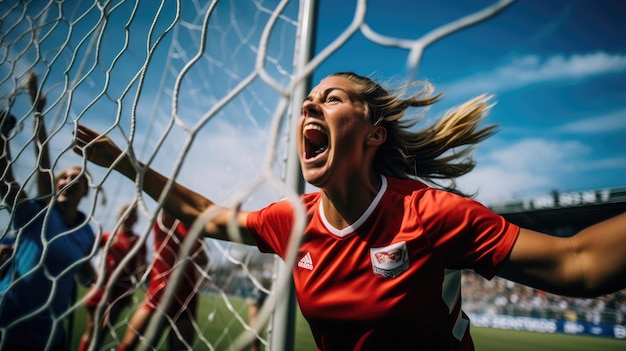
left=1, top=111, right=16, bottom=136
left=73, top=124, right=124, bottom=169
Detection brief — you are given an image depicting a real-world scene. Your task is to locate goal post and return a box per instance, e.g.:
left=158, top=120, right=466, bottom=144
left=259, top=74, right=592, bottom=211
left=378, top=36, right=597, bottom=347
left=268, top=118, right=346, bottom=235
left=266, top=1, right=317, bottom=350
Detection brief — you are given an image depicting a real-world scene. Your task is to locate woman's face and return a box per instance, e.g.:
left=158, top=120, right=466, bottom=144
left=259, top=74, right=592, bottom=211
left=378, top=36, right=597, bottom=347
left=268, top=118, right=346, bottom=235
left=297, top=75, right=374, bottom=188
left=122, top=207, right=138, bottom=227
left=56, top=167, right=88, bottom=205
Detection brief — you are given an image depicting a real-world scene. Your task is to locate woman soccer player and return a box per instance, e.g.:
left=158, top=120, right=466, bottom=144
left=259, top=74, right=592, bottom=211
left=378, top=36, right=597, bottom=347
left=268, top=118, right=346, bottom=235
left=74, top=72, right=626, bottom=350
left=0, top=73, right=95, bottom=351
left=79, top=204, right=146, bottom=351
left=116, top=210, right=208, bottom=351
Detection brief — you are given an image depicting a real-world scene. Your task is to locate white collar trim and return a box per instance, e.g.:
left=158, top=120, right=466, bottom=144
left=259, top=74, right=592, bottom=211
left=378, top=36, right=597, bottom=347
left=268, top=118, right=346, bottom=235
left=318, top=175, right=388, bottom=238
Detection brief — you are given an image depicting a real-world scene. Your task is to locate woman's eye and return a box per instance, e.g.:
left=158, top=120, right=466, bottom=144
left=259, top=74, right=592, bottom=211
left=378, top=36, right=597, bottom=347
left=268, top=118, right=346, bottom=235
left=327, top=96, right=340, bottom=102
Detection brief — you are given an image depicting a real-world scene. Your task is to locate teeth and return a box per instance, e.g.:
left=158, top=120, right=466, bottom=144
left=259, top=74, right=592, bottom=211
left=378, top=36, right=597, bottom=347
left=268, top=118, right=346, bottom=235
left=303, top=123, right=328, bottom=158
left=304, top=124, right=325, bottom=134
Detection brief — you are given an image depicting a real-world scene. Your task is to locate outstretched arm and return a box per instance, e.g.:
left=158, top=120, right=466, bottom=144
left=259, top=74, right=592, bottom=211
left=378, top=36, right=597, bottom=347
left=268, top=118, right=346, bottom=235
left=498, top=212, right=626, bottom=297
left=73, top=124, right=256, bottom=245
left=0, top=73, right=52, bottom=205
left=0, top=111, right=21, bottom=203
left=28, top=73, right=53, bottom=199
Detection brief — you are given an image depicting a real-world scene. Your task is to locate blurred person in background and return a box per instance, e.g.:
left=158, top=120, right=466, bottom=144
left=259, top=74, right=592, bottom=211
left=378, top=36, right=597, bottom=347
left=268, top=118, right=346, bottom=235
left=247, top=267, right=272, bottom=351
left=79, top=203, right=146, bottom=351
left=116, top=210, right=208, bottom=351
left=0, top=73, right=95, bottom=351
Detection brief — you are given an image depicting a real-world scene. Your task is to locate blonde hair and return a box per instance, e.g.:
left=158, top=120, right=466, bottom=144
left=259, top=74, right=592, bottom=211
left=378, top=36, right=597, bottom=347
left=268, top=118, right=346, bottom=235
left=331, top=72, right=497, bottom=196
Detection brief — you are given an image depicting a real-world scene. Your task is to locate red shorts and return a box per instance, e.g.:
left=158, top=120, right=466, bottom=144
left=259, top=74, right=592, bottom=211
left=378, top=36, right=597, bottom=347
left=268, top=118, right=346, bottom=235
left=144, top=275, right=198, bottom=319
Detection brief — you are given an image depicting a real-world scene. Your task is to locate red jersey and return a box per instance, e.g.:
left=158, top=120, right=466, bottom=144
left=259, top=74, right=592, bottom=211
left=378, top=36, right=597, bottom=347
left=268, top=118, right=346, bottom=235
left=100, top=230, right=146, bottom=289
left=246, top=176, right=519, bottom=351
left=146, top=219, right=205, bottom=318
left=85, top=230, right=145, bottom=308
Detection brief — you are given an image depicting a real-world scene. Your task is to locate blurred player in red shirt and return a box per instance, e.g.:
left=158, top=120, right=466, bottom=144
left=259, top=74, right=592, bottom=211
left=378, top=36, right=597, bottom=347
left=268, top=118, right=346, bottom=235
left=79, top=204, right=146, bottom=351
left=116, top=210, right=208, bottom=351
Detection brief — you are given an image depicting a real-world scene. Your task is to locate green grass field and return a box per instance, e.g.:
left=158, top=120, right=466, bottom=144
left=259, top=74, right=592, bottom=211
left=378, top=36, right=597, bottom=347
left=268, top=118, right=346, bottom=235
left=69, top=289, right=625, bottom=350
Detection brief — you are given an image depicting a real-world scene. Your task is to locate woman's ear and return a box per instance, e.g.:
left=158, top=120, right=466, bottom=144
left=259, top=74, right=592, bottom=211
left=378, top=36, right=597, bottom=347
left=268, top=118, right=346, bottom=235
left=366, top=125, right=386, bottom=146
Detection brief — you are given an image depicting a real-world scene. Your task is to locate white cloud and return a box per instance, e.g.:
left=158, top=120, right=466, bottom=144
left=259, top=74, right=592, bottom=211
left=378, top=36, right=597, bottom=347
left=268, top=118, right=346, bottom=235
left=458, top=165, right=550, bottom=205
left=457, top=138, right=592, bottom=204
left=556, top=109, right=626, bottom=133
left=489, top=139, right=590, bottom=172
left=446, top=52, right=626, bottom=96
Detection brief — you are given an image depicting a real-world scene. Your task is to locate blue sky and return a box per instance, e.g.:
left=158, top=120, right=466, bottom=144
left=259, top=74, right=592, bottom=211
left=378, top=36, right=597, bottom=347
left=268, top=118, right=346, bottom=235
left=1, top=0, right=625, bottom=231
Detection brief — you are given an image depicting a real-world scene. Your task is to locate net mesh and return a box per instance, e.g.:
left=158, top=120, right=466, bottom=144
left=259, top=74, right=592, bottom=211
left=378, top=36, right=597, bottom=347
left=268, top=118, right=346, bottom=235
left=0, top=0, right=566, bottom=350
left=0, top=1, right=307, bottom=349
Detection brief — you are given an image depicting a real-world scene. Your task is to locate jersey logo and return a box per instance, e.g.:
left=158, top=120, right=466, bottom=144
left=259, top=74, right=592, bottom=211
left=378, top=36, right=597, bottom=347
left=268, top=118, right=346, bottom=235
left=298, top=252, right=313, bottom=270
left=370, top=241, right=409, bottom=278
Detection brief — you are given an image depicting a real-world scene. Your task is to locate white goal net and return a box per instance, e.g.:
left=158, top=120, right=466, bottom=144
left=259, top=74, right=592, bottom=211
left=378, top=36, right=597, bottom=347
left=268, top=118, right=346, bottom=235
left=0, top=1, right=538, bottom=350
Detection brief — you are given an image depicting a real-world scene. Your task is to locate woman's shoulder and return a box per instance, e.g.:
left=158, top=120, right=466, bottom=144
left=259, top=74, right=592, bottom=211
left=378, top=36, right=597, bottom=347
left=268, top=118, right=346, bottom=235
left=300, top=191, right=321, bottom=206
left=385, top=176, right=439, bottom=199
left=11, top=199, right=46, bottom=225
left=385, top=176, right=477, bottom=209
left=255, top=192, right=320, bottom=217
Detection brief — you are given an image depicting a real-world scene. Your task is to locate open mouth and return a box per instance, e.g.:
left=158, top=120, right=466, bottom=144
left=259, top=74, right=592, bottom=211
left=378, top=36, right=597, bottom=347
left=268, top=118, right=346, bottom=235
left=303, top=124, right=328, bottom=159
left=58, top=184, right=76, bottom=195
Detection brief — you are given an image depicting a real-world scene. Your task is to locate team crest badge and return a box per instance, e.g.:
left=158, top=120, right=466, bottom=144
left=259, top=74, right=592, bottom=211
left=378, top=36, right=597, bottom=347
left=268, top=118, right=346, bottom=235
left=370, top=241, right=409, bottom=278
